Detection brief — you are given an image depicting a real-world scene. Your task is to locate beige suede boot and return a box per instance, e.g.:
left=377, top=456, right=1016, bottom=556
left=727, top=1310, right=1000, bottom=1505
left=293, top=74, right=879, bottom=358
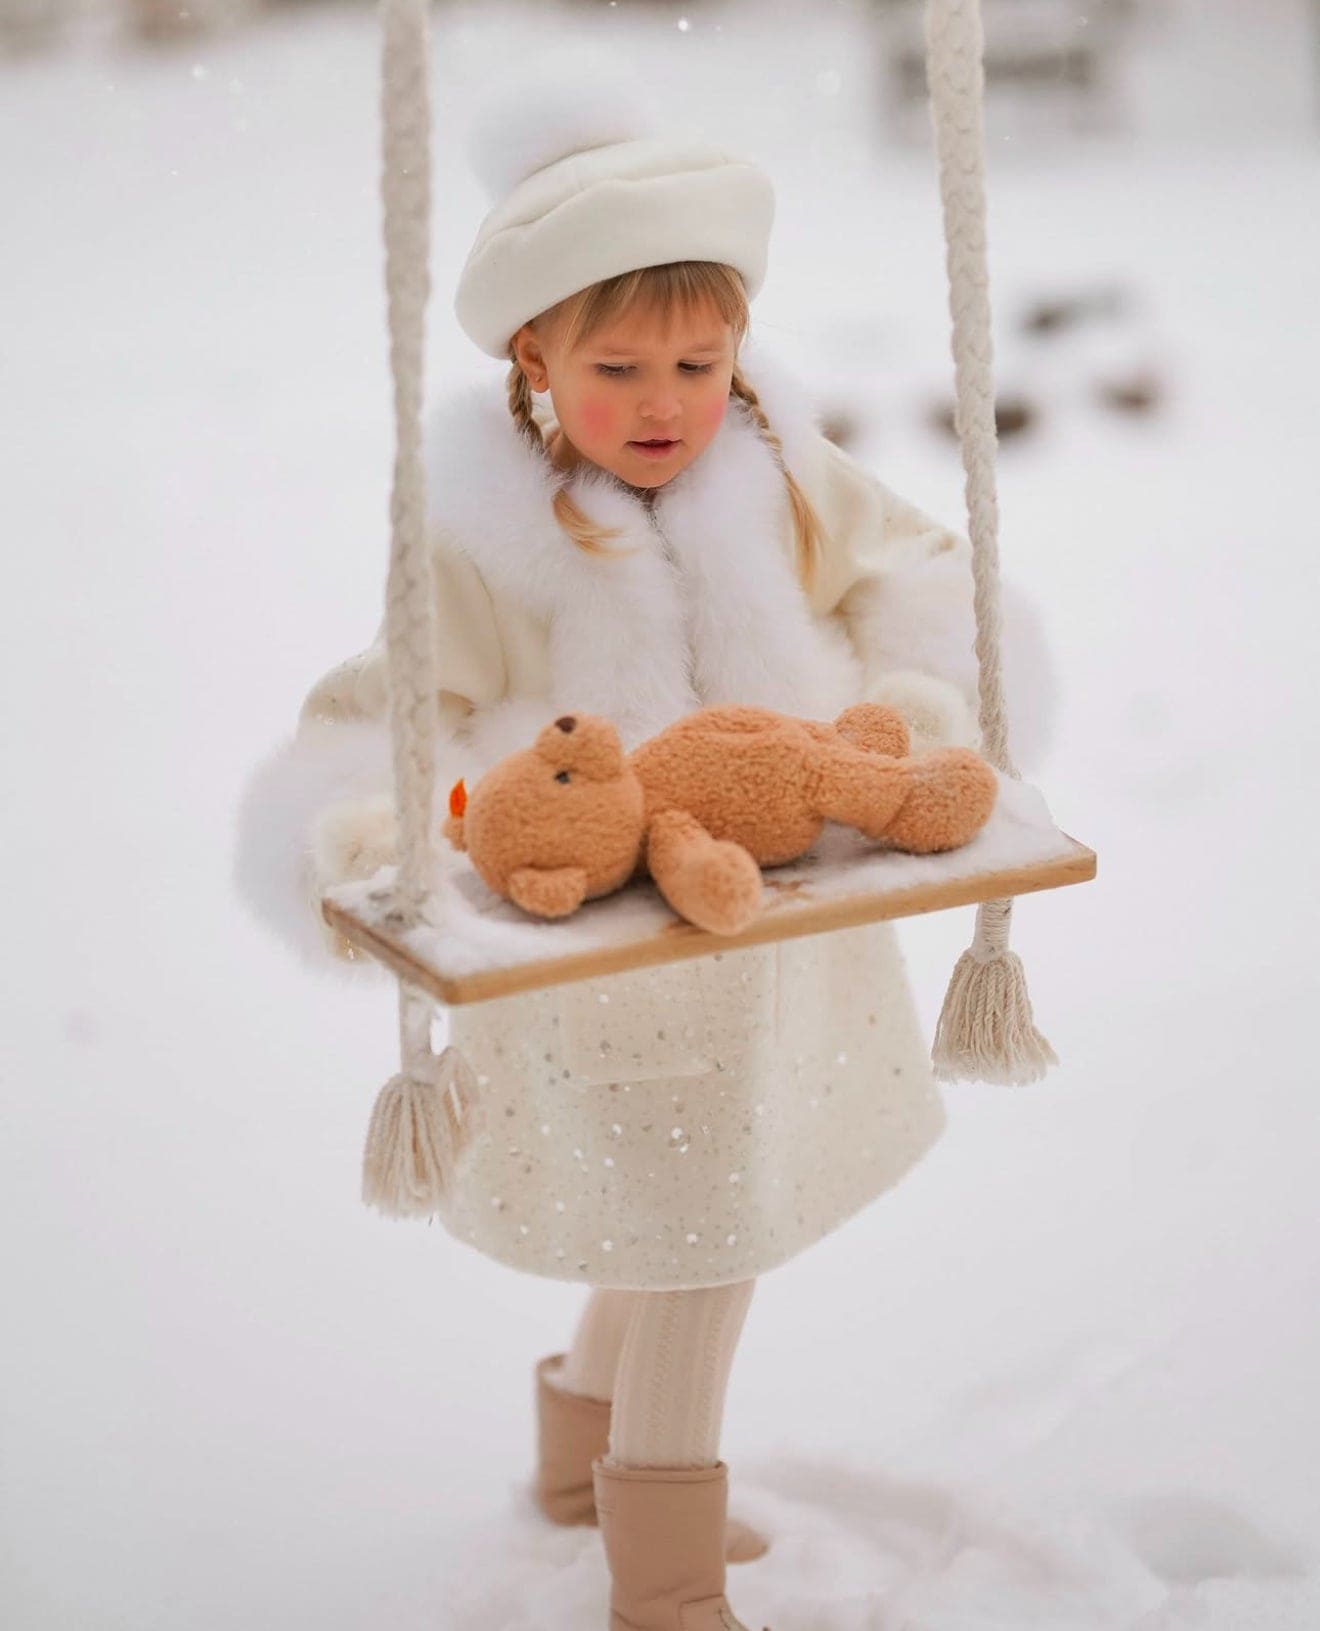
left=534, top=1356, right=769, bottom=1563
left=535, top=1353, right=611, bottom=1524
left=592, top=1458, right=769, bottom=1631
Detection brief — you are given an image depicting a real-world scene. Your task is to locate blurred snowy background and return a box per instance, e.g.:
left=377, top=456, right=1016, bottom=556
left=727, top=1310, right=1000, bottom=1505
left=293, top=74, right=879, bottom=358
left=4, top=0, right=1319, bottom=1627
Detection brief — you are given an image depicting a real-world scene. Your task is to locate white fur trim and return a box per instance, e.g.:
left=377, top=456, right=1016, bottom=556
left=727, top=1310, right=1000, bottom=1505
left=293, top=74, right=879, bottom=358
left=423, top=347, right=859, bottom=735
left=657, top=377, right=860, bottom=720
left=427, top=390, right=697, bottom=742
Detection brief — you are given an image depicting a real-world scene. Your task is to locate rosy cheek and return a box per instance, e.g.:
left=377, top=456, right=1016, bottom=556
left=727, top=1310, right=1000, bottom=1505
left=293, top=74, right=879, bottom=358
left=578, top=397, right=619, bottom=440
left=700, top=396, right=729, bottom=434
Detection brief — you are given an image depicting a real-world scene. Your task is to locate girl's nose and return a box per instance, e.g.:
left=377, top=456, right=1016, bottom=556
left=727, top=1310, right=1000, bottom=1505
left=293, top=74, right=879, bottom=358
left=640, top=390, right=681, bottom=422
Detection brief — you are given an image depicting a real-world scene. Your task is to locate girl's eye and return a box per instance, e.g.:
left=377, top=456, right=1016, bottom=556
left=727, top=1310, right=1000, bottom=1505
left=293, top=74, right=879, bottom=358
left=593, top=363, right=715, bottom=377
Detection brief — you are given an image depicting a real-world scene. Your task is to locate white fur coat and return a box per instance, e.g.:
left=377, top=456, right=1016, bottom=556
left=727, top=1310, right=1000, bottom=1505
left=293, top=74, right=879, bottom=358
left=234, top=340, right=1053, bottom=971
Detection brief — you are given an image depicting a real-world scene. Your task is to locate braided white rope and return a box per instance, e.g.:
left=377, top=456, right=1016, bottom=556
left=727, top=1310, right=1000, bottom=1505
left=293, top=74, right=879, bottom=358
left=925, top=0, right=1057, bottom=1083
left=380, top=0, right=438, bottom=919
left=926, top=0, right=1013, bottom=782
left=363, top=0, right=486, bottom=1215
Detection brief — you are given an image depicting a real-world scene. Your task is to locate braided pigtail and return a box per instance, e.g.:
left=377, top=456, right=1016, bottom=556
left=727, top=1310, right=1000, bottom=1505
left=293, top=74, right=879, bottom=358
left=505, top=356, right=630, bottom=556
left=505, top=356, right=544, bottom=454
left=730, top=362, right=824, bottom=594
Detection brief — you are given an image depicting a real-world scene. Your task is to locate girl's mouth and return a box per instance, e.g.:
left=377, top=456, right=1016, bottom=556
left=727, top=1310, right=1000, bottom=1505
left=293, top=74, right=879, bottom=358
left=628, top=439, right=681, bottom=459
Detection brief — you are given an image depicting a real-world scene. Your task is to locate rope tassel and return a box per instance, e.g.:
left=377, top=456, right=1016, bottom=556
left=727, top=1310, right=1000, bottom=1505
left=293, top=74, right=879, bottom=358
left=362, top=1043, right=485, bottom=1218
left=924, top=0, right=1060, bottom=1085
left=363, top=0, right=478, bottom=1219
left=931, top=899, right=1057, bottom=1085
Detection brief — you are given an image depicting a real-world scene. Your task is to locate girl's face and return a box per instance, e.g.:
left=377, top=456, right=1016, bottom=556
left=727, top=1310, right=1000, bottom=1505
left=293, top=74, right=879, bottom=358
left=512, top=298, right=736, bottom=491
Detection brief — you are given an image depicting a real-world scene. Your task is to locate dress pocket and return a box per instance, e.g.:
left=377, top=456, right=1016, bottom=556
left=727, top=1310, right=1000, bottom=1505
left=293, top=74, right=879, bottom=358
left=560, top=959, right=716, bottom=1085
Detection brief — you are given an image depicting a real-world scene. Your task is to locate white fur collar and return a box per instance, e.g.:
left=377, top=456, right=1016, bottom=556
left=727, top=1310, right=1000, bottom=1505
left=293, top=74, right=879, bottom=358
left=423, top=338, right=860, bottom=751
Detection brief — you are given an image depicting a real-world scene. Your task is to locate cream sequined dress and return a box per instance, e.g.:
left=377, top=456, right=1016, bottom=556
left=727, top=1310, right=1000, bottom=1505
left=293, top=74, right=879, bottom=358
left=442, top=930, right=943, bottom=1290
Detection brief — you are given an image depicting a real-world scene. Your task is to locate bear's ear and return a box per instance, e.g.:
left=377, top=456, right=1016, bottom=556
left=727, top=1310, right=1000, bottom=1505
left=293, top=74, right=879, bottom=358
left=533, top=714, right=625, bottom=780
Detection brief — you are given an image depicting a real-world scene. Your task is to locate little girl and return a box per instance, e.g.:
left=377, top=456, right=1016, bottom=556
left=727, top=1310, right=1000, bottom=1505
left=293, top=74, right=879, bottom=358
left=240, top=60, right=997, bottom=1631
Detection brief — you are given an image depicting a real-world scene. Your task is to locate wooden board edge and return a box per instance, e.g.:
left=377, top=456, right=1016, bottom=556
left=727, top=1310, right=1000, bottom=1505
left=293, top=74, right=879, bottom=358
left=324, top=839, right=1096, bottom=1007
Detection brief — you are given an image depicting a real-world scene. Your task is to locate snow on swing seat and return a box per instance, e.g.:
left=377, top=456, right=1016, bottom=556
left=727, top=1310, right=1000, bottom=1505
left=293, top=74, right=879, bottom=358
left=322, top=770, right=1095, bottom=1007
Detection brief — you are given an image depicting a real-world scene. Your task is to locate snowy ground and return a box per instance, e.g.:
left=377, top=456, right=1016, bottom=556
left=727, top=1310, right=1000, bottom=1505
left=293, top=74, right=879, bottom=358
left=3, top=1, right=1319, bottom=1627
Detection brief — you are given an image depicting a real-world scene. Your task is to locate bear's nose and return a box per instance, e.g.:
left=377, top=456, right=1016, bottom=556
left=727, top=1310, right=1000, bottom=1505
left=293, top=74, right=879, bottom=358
left=554, top=715, right=577, bottom=733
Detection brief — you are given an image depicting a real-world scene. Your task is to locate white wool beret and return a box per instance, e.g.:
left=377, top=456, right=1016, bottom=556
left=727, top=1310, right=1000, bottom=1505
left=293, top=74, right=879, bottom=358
left=454, top=48, right=776, bottom=359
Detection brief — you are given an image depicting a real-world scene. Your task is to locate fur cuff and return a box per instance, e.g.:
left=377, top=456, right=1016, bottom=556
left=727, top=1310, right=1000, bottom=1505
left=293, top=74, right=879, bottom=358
left=864, top=668, right=981, bottom=755
left=232, top=719, right=399, bottom=977
left=844, top=535, right=1057, bottom=771
left=232, top=701, right=565, bottom=977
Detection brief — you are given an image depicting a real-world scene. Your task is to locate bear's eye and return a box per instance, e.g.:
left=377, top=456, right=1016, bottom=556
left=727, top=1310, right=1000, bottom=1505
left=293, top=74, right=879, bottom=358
left=555, top=770, right=571, bottom=784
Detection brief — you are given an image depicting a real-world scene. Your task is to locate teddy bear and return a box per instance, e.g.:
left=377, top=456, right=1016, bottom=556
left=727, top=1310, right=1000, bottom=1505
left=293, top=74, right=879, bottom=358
left=442, top=702, right=998, bottom=937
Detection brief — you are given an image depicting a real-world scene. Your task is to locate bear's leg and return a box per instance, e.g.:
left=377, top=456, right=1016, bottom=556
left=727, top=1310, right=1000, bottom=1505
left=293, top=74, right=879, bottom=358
left=816, top=743, right=998, bottom=854
left=881, top=748, right=999, bottom=854
left=645, top=809, right=763, bottom=936
left=811, top=741, right=914, bottom=838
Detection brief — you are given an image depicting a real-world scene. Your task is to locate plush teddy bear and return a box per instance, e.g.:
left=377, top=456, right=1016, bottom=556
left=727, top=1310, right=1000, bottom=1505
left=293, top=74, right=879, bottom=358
left=443, top=702, right=997, bottom=936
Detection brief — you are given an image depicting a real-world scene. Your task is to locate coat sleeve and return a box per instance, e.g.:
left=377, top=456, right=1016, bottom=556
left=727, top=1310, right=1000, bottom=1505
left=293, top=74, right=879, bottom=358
left=810, top=436, right=1055, bottom=765
left=232, top=531, right=507, bottom=974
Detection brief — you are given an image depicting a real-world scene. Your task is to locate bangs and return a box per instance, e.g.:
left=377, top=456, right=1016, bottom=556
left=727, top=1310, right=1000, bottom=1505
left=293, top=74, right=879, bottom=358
left=546, top=263, right=750, bottom=356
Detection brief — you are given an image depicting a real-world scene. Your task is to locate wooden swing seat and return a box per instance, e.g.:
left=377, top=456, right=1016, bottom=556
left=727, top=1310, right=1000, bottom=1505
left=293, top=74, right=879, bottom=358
left=322, top=771, right=1095, bottom=1006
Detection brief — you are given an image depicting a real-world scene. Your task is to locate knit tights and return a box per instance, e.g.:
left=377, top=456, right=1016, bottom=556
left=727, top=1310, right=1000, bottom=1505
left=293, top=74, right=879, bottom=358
left=555, top=1281, right=756, bottom=1469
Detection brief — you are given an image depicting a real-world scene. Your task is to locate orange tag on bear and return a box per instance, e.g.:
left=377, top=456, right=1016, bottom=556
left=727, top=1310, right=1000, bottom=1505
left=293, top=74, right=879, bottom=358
left=448, top=778, right=467, bottom=818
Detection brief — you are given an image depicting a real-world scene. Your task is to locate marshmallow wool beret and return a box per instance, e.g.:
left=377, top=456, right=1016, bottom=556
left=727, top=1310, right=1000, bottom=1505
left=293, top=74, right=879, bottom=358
left=454, top=48, right=776, bottom=360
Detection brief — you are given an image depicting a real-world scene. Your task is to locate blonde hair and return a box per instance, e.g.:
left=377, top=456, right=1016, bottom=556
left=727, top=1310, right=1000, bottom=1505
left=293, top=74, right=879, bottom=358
left=505, top=262, right=824, bottom=591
